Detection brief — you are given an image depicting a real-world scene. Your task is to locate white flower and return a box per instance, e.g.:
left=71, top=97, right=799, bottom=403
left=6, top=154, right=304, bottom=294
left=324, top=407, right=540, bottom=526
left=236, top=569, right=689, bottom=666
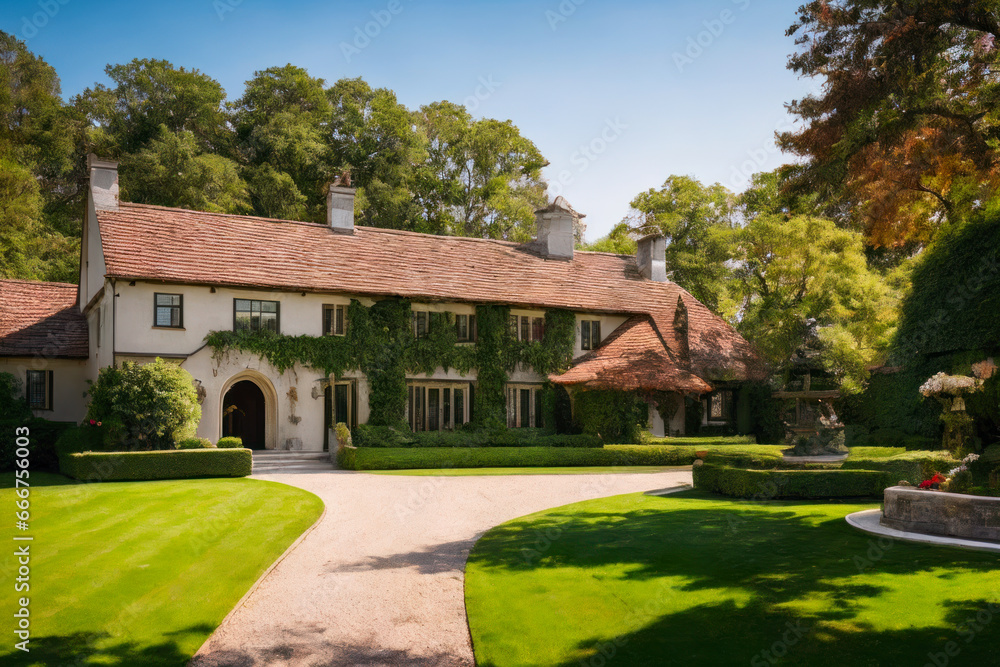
left=963, top=453, right=980, bottom=464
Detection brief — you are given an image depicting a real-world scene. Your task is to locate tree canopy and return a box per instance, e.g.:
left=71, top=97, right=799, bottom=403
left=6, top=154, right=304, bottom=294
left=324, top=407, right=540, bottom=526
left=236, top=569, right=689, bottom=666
left=781, top=0, right=1000, bottom=248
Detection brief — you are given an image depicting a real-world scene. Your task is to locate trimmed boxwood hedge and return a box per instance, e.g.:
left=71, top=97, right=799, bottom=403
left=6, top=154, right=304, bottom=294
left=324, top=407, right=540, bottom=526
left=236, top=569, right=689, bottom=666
left=338, top=445, right=787, bottom=471
left=60, top=448, right=252, bottom=481
left=352, top=425, right=603, bottom=448
left=693, top=463, right=890, bottom=499
left=840, top=451, right=956, bottom=485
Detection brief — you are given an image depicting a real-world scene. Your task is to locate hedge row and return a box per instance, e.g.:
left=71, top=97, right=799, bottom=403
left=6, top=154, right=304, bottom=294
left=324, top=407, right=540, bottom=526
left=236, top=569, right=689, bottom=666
left=337, top=444, right=787, bottom=471
left=693, top=463, right=890, bottom=499
left=1, top=419, right=75, bottom=471
left=60, top=449, right=252, bottom=481
left=352, top=425, right=604, bottom=448
left=840, top=451, right=956, bottom=485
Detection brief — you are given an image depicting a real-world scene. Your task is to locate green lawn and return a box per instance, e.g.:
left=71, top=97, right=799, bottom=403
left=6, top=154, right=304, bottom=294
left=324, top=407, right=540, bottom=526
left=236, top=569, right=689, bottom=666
left=0, top=472, right=323, bottom=666
left=466, top=490, right=1000, bottom=667
left=369, top=465, right=690, bottom=476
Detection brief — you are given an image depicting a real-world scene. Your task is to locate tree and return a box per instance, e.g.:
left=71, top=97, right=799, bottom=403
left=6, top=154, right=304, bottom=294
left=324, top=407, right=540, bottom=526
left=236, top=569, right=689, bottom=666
left=0, top=31, right=80, bottom=282
left=729, top=173, right=904, bottom=393
left=121, top=127, right=249, bottom=214
left=626, top=176, right=736, bottom=311
left=326, top=77, right=426, bottom=231
left=781, top=0, right=1000, bottom=248
left=87, top=359, right=201, bottom=450
left=231, top=65, right=331, bottom=221
left=74, top=58, right=230, bottom=155
left=415, top=101, right=548, bottom=240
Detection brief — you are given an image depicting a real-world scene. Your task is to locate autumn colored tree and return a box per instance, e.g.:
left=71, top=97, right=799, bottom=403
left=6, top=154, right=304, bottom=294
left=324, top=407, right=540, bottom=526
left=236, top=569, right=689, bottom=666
left=781, top=0, right=1000, bottom=248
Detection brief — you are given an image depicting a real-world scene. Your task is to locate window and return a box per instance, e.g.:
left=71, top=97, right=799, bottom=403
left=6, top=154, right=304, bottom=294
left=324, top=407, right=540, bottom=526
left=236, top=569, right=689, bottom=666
left=323, top=304, right=347, bottom=336
left=154, top=293, right=183, bottom=328
left=581, top=320, right=602, bottom=350
left=705, top=390, right=733, bottom=423
left=509, top=314, right=545, bottom=342
left=456, top=314, right=477, bottom=342
left=413, top=311, right=429, bottom=338
left=506, top=384, right=544, bottom=428
left=234, top=299, right=279, bottom=333
left=26, top=370, right=52, bottom=410
left=407, top=382, right=470, bottom=431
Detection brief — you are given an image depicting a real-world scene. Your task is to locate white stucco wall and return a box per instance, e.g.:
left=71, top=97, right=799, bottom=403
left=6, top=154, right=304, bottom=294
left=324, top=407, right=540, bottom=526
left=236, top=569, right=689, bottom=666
left=0, top=358, right=89, bottom=424
left=648, top=400, right=687, bottom=437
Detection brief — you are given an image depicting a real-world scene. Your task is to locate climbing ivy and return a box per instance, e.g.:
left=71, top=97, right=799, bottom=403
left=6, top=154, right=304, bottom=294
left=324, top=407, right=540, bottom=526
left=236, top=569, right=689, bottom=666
left=206, top=300, right=577, bottom=430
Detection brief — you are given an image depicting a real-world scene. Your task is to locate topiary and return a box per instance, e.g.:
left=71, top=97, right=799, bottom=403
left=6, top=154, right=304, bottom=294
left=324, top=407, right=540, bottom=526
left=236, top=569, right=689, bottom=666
left=216, top=436, right=244, bottom=449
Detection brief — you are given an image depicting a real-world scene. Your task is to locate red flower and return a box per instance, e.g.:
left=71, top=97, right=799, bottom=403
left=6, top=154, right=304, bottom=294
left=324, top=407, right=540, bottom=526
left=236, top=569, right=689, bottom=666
left=89, top=419, right=96, bottom=426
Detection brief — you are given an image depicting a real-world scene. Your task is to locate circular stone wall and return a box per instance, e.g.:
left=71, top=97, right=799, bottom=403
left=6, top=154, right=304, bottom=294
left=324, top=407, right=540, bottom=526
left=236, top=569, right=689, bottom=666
left=881, top=486, right=1000, bottom=542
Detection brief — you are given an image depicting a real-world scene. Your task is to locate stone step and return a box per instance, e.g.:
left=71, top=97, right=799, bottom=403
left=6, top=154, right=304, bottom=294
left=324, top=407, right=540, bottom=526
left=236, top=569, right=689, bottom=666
left=252, top=450, right=331, bottom=458
left=251, top=450, right=335, bottom=474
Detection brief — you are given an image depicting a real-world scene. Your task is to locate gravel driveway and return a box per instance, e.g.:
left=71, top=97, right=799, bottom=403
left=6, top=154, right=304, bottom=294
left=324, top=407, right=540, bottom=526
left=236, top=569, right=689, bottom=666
left=190, top=468, right=691, bottom=667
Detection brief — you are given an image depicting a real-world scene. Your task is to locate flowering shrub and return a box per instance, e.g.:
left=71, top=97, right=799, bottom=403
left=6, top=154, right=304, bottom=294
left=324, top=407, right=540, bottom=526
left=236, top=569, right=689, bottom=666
left=918, top=473, right=947, bottom=489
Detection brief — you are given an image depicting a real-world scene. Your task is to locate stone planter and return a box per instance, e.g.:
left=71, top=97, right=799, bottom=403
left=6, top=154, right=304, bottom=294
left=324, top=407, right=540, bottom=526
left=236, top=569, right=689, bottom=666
left=881, top=486, right=1000, bottom=542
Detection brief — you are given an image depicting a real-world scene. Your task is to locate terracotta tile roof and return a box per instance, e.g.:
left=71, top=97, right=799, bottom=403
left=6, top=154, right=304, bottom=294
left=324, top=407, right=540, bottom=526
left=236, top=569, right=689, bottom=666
left=96, top=203, right=765, bottom=382
left=549, top=316, right=714, bottom=393
left=0, top=280, right=88, bottom=358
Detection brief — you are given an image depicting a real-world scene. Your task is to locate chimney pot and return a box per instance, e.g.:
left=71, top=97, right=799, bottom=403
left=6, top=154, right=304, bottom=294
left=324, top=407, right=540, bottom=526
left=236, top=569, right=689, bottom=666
left=87, top=153, right=119, bottom=212
left=637, top=234, right=667, bottom=281
left=532, top=196, right=583, bottom=260
left=327, top=181, right=356, bottom=234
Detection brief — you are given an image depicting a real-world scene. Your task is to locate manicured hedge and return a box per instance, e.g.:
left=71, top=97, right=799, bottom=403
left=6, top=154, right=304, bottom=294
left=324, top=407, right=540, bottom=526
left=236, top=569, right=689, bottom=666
left=840, top=451, right=956, bottom=485
left=693, top=463, right=890, bottom=499
left=338, top=444, right=786, bottom=471
left=1, top=419, right=75, bottom=471
left=60, top=448, right=252, bottom=481
left=353, top=425, right=603, bottom=448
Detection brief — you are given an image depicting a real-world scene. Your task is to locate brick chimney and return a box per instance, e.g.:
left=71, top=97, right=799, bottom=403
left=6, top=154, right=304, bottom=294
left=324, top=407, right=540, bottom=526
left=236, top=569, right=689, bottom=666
left=532, top=196, right=582, bottom=260
left=637, top=234, right=667, bottom=281
left=87, top=154, right=119, bottom=211
left=327, top=172, right=355, bottom=234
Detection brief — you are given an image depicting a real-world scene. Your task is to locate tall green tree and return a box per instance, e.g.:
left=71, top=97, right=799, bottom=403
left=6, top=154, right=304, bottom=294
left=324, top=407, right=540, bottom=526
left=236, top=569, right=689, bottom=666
left=627, top=175, right=736, bottom=311
left=231, top=65, right=331, bottom=221
left=415, top=101, right=548, bottom=240
left=326, top=77, right=426, bottom=231
left=781, top=0, right=1000, bottom=248
left=730, top=172, right=905, bottom=392
left=0, top=31, right=79, bottom=282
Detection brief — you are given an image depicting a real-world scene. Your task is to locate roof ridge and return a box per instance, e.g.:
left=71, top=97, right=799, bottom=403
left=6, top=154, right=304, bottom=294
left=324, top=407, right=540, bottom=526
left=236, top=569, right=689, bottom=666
left=0, top=278, right=78, bottom=289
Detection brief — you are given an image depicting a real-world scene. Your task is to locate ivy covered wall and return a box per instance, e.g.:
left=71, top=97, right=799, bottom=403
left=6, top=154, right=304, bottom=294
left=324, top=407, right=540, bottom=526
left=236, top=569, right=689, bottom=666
left=206, top=299, right=577, bottom=428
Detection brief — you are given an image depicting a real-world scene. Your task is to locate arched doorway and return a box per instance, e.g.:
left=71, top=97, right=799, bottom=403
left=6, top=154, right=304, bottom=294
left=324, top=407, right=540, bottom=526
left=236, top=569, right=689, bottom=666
left=223, top=380, right=266, bottom=450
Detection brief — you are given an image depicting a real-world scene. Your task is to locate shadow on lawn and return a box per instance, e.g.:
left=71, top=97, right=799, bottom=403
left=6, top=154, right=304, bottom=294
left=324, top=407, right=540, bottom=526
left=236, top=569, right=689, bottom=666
left=0, top=471, right=77, bottom=489
left=0, top=624, right=214, bottom=666
left=470, top=491, right=1000, bottom=667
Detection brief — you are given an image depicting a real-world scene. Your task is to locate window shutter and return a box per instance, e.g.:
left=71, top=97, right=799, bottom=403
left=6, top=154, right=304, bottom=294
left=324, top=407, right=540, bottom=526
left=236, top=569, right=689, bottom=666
left=593, top=321, right=601, bottom=346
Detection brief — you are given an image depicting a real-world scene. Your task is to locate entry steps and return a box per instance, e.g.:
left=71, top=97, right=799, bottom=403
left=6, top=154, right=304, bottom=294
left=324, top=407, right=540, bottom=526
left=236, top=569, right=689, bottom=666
left=251, top=450, right=335, bottom=474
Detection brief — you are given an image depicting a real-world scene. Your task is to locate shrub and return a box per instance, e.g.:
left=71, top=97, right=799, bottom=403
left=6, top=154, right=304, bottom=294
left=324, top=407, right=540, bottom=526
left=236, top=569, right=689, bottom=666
left=337, top=444, right=357, bottom=469
left=693, top=463, right=889, bottom=499
left=0, top=418, right=74, bottom=471
left=60, top=448, right=252, bottom=481
left=216, top=436, right=244, bottom=449
left=352, top=424, right=603, bottom=449
left=334, top=423, right=351, bottom=450
left=339, top=444, right=784, bottom=471
left=54, top=424, right=108, bottom=456
left=841, top=450, right=956, bottom=485
left=176, top=437, right=214, bottom=449
left=573, top=390, right=648, bottom=443
left=0, top=372, right=31, bottom=421
left=87, top=358, right=201, bottom=450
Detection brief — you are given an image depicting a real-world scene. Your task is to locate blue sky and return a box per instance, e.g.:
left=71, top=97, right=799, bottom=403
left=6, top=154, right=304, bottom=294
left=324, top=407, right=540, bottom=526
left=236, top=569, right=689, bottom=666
left=3, top=0, right=815, bottom=240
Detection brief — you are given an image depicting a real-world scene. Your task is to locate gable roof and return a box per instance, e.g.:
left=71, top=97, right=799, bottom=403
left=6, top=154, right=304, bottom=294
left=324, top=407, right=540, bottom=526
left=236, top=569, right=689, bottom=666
left=95, top=202, right=765, bottom=382
left=549, top=316, right=713, bottom=394
left=0, top=280, right=88, bottom=359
